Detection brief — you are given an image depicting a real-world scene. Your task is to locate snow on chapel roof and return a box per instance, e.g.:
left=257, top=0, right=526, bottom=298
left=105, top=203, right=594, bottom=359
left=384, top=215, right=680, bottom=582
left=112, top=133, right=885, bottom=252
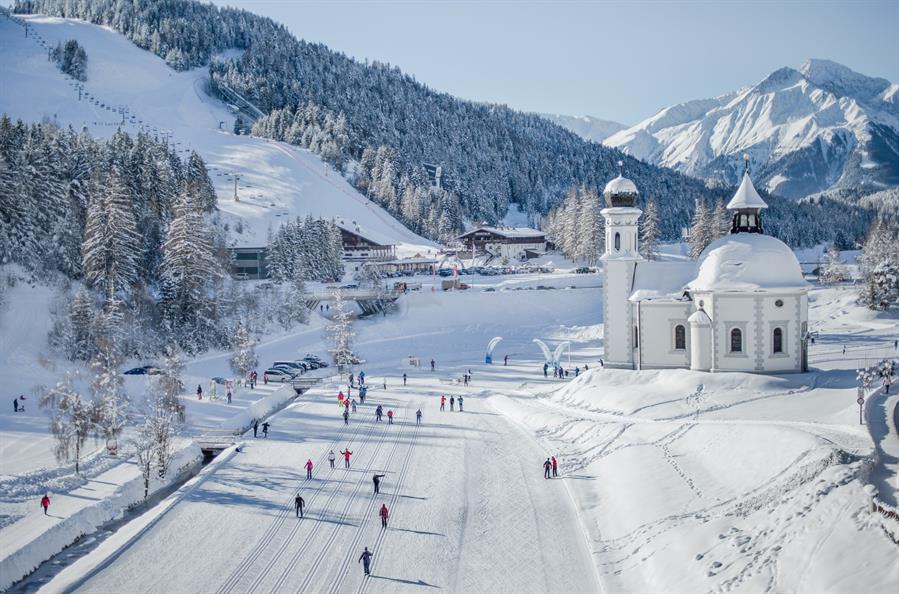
left=629, top=261, right=697, bottom=302
left=687, top=234, right=807, bottom=293
left=727, top=171, right=768, bottom=210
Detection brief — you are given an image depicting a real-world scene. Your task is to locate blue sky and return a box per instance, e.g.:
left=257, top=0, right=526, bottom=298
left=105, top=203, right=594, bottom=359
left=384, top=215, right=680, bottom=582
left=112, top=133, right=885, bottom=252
left=209, top=0, right=898, bottom=124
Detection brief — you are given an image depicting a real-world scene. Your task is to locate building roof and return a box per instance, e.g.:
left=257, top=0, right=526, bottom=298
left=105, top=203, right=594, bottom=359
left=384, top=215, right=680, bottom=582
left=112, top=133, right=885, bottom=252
left=688, top=309, right=712, bottom=326
left=372, top=257, right=438, bottom=265
left=687, top=233, right=807, bottom=293
left=458, top=226, right=546, bottom=240
left=727, top=172, right=768, bottom=210
left=629, top=261, right=697, bottom=302
left=603, top=175, right=639, bottom=196
left=335, top=222, right=394, bottom=247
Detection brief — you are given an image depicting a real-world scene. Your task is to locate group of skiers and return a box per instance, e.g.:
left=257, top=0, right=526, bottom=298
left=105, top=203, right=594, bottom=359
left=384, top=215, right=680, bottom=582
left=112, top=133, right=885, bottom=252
left=11, top=394, right=26, bottom=412
left=542, top=362, right=591, bottom=379
left=543, top=456, right=560, bottom=479
left=438, top=394, right=463, bottom=412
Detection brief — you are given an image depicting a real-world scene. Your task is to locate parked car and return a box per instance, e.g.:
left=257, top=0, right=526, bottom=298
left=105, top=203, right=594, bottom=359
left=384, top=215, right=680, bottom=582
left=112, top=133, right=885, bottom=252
left=303, top=355, right=328, bottom=368
left=272, top=361, right=306, bottom=374
left=124, top=365, right=160, bottom=376
left=263, top=368, right=296, bottom=382
left=437, top=268, right=454, bottom=277
left=575, top=267, right=597, bottom=274
left=212, top=377, right=228, bottom=385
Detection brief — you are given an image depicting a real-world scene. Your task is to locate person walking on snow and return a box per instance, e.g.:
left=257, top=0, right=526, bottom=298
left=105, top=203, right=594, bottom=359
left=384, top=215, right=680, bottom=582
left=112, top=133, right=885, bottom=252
left=295, top=494, right=305, bottom=518
left=376, top=405, right=383, bottom=422
left=387, top=409, right=394, bottom=424
left=359, top=547, right=373, bottom=576
left=226, top=388, right=232, bottom=404
left=430, top=359, right=435, bottom=372
left=349, top=373, right=355, bottom=387
left=416, top=409, right=422, bottom=425
left=457, top=397, right=463, bottom=412
left=40, top=494, right=50, bottom=515
left=379, top=503, right=389, bottom=528
left=351, top=399, right=358, bottom=413
left=305, top=459, right=314, bottom=479
left=544, top=458, right=552, bottom=479
left=343, top=409, right=350, bottom=425
left=13, top=397, right=18, bottom=413
left=440, top=395, right=446, bottom=411
left=342, top=449, right=353, bottom=469
left=504, top=354, right=508, bottom=366
left=373, top=473, right=385, bottom=494
left=263, top=372, right=268, bottom=385
left=551, top=456, right=558, bottom=477
left=338, top=391, right=344, bottom=407
left=403, top=373, right=407, bottom=386
left=329, top=450, right=336, bottom=469
left=450, top=396, right=455, bottom=411
left=261, top=422, right=270, bottom=438
left=253, top=420, right=258, bottom=438
left=197, top=384, right=203, bottom=400
left=884, top=374, right=892, bottom=394
left=543, top=363, right=548, bottom=378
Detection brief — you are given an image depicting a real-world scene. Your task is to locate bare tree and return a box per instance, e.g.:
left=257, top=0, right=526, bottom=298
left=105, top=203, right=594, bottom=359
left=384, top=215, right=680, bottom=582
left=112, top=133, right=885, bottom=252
left=39, top=372, right=95, bottom=474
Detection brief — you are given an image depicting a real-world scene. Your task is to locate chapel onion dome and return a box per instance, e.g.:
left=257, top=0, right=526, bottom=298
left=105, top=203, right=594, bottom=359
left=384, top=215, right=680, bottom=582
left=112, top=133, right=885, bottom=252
left=727, top=163, right=768, bottom=234
left=603, top=174, right=639, bottom=208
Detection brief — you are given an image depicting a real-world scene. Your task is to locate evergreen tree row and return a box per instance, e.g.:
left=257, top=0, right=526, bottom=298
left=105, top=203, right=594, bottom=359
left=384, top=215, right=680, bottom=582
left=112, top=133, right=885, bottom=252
left=49, top=38, right=87, bottom=81
left=16, top=0, right=878, bottom=248
left=266, top=216, right=344, bottom=284
left=543, top=186, right=603, bottom=265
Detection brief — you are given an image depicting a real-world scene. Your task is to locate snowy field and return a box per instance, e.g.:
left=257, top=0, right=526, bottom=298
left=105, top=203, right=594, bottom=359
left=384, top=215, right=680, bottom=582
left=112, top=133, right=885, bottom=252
left=0, top=14, right=435, bottom=256
left=2, top=264, right=896, bottom=592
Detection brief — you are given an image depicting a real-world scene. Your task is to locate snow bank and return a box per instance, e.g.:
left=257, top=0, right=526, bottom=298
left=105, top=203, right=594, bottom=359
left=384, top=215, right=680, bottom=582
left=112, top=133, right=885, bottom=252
left=219, top=381, right=335, bottom=434
left=40, top=443, right=240, bottom=594
left=0, top=443, right=202, bottom=592
left=689, top=234, right=808, bottom=292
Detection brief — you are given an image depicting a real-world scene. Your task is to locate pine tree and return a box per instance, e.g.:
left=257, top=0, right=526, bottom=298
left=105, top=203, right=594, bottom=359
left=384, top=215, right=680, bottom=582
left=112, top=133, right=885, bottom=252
left=81, top=167, right=141, bottom=300
left=39, top=371, right=95, bottom=474
left=641, top=198, right=661, bottom=260
left=185, top=151, right=217, bottom=212
left=689, top=200, right=713, bottom=260
left=712, top=198, right=730, bottom=240
left=229, top=322, right=258, bottom=378
left=819, top=244, right=847, bottom=285
left=857, top=220, right=899, bottom=310
left=67, top=287, right=96, bottom=360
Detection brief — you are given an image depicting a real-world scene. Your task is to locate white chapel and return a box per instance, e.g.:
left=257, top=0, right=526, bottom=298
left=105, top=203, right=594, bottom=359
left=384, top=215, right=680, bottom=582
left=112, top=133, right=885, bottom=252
left=600, top=167, right=809, bottom=374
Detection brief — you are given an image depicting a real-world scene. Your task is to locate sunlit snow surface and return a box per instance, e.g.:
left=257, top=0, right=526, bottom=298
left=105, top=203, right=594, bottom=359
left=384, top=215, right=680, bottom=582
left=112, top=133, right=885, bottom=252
left=0, top=15, right=435, bottom=255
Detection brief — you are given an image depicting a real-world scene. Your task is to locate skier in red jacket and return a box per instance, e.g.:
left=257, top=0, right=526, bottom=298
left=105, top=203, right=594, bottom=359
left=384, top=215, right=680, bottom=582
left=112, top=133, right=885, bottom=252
left=341, top=449, right=353, bottom=469
left=551, top=456, right=558, bottom=477
left=40, top=494, right=50, bottom=515
left=305, top=459, right=314, bottom=479
left=379, top=503, right=389, bottom=528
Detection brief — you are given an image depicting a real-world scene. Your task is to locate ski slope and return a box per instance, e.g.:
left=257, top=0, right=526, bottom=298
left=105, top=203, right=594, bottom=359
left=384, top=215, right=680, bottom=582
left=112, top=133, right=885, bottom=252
left=0, top=14, right=435, bottom=254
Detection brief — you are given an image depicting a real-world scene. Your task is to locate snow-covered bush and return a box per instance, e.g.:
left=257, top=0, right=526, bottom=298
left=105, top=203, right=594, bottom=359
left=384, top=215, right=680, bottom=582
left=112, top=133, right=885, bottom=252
left=49, top=39, right=87, bottom=81
left=857, top=219, right=899, bottom=310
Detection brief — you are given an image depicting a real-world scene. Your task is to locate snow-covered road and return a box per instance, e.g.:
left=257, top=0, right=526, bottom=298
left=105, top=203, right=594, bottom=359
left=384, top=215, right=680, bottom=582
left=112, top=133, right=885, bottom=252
left=67, top=377, right=600, bottom=593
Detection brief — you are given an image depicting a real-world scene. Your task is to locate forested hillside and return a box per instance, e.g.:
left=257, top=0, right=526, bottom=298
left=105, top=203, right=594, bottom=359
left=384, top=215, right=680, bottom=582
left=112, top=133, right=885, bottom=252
left=13, top=0, right=877, bottom=247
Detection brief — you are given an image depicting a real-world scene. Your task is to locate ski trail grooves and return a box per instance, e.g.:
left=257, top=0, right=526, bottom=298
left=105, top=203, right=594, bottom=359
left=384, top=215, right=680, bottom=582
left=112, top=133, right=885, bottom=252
left=216, top=403, right=367, bottom=594
left=328, top=405, right=418, bottom=594
left=276, top=404, right=408, bottom=593
left=355, top=399, right=425, bottom=594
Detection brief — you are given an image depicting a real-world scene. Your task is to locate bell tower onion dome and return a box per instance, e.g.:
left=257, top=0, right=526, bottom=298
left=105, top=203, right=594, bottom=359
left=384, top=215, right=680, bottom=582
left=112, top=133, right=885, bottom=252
left=727, top=155, right=767, bottom=234
left=603, top=162, right=639, bottom=208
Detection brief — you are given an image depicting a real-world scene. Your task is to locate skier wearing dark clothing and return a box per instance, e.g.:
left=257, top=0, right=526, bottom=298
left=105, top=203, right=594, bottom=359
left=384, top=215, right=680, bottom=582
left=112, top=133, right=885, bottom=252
left=403, top=373, right=407, bottom=386
left=450, top=396, right=455, bottom=411
left=376, top=405, right=383, bottom=422
left=543, top=363, right=548, bottom=378
left=343, top=409, right=349, bottom=425
left=13, top=398, right=18, bottom=413
left=430, top=359, right=435, bottom=371
left=261, top=422, right=270, bottom=437
left=295, top=495, right=305, bottom=518
left=551, top=456, right=558, bottom=477
left=544, top=458, right=552, bottom=479
left=379, top=503, right=389, bottom=528
left=373, top=474, right=385, bottom=494
left=416, top=409, right=422, bottom=424
left=504, top=354, right=508, bottom=366
left=253, top=420, right=258, bottom=438
left=359, top=547, right=373, bottom=576
left=197, top=384, right=203, bottom=400
left=457, top=397, right=463, bottom=412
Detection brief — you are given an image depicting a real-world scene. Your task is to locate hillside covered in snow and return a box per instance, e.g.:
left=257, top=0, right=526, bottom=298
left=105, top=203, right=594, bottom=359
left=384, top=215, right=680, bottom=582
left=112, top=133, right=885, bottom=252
left=0, top=13, right=434, bottom=255
left=537, top=113, right=627, bottom=143
left=605, top=59, right=899, bottom=199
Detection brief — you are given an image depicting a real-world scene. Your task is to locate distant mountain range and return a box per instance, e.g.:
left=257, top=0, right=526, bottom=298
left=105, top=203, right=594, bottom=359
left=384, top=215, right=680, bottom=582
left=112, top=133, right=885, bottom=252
left=600, top=59, right=899, bottom=199
left=537, top=114, right=626, bottom=143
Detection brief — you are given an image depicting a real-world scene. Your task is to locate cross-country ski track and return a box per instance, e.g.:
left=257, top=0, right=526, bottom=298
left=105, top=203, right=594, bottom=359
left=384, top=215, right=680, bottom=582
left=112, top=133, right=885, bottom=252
left=65, top=379, right=601, bottom=594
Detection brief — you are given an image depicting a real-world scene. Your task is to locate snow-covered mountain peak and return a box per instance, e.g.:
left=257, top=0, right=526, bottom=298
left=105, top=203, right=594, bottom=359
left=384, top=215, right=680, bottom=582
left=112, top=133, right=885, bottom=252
left=799, top=58, right=891, bottom=102
left=604, top=59, right=898, bottom=198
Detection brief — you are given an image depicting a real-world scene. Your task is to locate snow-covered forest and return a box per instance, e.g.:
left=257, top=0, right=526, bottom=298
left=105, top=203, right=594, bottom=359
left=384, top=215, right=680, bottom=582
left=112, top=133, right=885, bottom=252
left=14, top=0, right=881, bottom=247
left=0, top=117, right=315, bottom=360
